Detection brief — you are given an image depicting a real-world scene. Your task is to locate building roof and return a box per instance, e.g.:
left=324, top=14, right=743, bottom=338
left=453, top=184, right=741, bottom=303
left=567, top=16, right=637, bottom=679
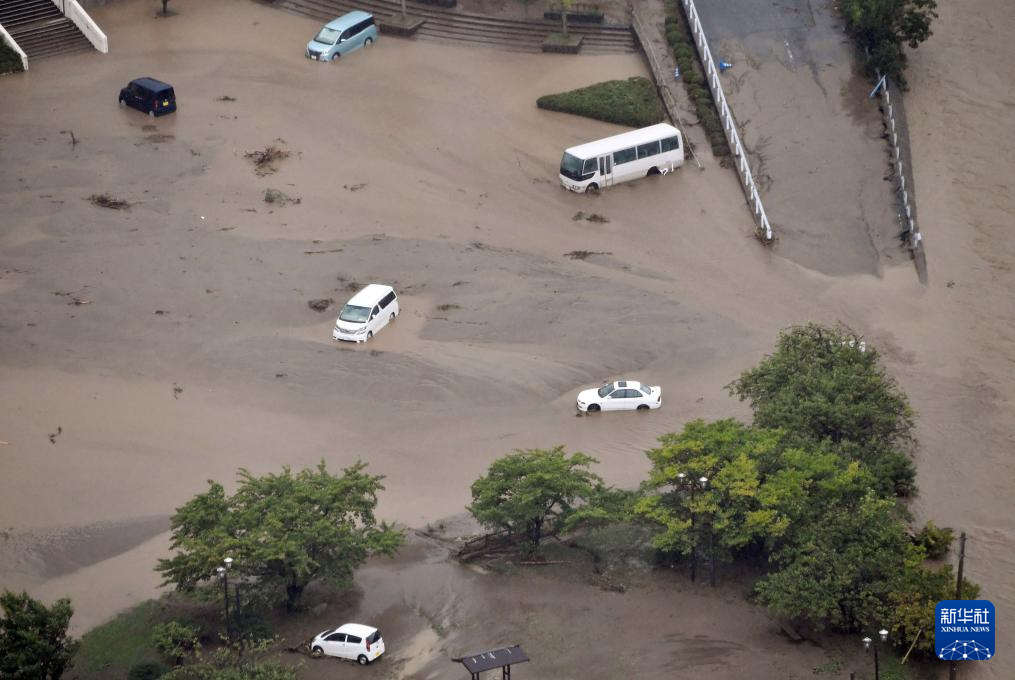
left=453, top=645, right=529, bottom=673
left=564, top=123, right=680, bottom=159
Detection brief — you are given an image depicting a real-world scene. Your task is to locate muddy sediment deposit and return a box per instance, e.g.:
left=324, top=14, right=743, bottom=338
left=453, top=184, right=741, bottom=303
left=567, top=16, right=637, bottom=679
left=1, top=0, right=1013, bottom=677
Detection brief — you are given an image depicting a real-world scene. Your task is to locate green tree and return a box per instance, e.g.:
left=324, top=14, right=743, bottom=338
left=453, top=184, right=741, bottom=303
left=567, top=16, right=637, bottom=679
left=756, top=445, right=873, bottom=548
left=729, top=323, right=916, bottom=495
left=0, top=591, right=79, bottom=679
left=468, top=447, right=605, bottom=550
left=152, top=621, right=199, bottom=666
left=840, top=0, right=938, bottom=85
left=157, top=461, right=403, bottom=611
left=636, top=420, right=789, bottom=575
left=754, top=492, right=916, bottom=631
left=884, top=562, right=980, bottom=658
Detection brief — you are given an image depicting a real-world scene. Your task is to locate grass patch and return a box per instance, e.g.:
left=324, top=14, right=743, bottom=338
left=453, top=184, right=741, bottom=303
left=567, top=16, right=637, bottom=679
left=537, top=77, right=664, bottom=128
left=72, top=601, right=164, bottom=678
left=663, top=3, right=729, bottom=159
left=0, top=41, right=24, bottom=75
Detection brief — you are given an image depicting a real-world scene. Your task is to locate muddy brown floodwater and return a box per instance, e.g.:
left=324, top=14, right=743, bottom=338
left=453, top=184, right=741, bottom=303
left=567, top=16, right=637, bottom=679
left=1, top=0, right=1013, bottom=678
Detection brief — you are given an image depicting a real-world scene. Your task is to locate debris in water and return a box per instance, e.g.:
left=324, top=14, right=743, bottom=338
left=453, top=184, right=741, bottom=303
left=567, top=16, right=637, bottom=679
left=88, top=193, right=130, bottom=210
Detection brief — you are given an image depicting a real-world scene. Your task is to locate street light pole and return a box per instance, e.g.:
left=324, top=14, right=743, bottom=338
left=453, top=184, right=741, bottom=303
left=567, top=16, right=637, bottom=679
left=698, top=476, right=715, bottom=588
left=863, top=628, right=889, bottom=680
left=217, top=556, right=234, bottom=642
left=675, top=473, right=710, bottom=584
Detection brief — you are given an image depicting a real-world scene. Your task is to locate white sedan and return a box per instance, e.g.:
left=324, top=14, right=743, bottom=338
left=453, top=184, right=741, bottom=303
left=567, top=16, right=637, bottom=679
left=576, top=380, right=662, bottom=413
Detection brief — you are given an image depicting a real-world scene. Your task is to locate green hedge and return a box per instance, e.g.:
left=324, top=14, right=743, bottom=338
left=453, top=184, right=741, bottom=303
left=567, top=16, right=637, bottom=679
left=536, top=76, right=665, bottom=128
left=663, top=9, right=728, bottom=158
left=0, top=40, right=24, bottom=75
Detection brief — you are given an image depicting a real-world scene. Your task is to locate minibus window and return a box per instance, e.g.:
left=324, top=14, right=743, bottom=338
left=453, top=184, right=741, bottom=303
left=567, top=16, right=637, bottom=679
left=661, top=136, right=681, bottom=152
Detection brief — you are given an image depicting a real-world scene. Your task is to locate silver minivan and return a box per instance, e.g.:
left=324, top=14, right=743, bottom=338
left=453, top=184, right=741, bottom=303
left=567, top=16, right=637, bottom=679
left=333, top=284, right=398, bottom=342
left=306, top=11, right=378, bottom=62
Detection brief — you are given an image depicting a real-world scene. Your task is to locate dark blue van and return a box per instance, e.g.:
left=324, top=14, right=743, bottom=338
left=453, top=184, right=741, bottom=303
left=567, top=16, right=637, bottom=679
left=118, top=77, right=176, bottom=117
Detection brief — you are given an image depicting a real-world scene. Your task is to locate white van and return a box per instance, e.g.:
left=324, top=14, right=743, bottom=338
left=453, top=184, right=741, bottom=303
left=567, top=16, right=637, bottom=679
left=310, top=623, right=385, bottom=664
left=332, top=284, right=399, bottom=342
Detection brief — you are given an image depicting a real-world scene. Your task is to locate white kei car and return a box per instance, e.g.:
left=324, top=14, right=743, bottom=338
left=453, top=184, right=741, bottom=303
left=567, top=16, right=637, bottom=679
left=576, top=380, right=662, bottom=413
left=311, top=623, right=385, bottom=665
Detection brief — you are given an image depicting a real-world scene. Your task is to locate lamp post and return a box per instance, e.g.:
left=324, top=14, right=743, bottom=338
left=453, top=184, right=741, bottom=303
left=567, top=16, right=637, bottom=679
left=698, top=476, right=716, bottom=588
left=862, top=628, right=889, bottom=680
left=673, top=473, right=710, bottom=584
left=217, top=556, right=234, bottom=641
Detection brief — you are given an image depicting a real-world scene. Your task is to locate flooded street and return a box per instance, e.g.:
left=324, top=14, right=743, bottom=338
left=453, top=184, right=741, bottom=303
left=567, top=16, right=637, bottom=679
left=1, top=0, right=1013, bottom=677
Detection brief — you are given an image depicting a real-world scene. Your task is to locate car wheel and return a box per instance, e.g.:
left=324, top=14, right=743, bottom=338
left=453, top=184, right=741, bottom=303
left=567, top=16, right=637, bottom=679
left=365, top=37, right=373, bottom=46
left=585, top=182, right=599, bottom=194
left=148, top=109, right=155, bottom=118
left=366, top=331, right=373, bottom=340
left=390, top=314, right=395, bottom=324
left=311, top=646, right=324, bottom=658
left=637, top=404, right=650, bottom=411
left=118, top=98, right=125, bottom=107
left=357, top=655, right=369, bottom=666
left=331, top=52, right=340, bottom=62
left=587, top=404, right=601, bottom=413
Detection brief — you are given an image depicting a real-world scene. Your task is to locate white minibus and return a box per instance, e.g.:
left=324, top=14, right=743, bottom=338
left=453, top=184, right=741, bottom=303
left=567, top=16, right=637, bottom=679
left=332, top=284, right=399, bottom=343
left=558, top=123, right=684, bottom=193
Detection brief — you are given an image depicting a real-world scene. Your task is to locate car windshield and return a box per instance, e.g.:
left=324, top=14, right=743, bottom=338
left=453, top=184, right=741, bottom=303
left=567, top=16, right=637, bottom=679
left=338, top=304, right=370, bottom=323
left=559, top=152, right=585, bottom=181
left=314, top=27, right=341, bottom=44
left=597, top=384, right=614, bottom=398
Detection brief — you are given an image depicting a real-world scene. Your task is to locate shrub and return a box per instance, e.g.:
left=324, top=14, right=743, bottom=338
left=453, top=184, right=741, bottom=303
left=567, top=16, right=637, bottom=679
left=536, top=77, right=665, bottom=128
left=663, top=5, right=729, bottom=158
left=236, top=613, right=273, bottom=643
left=912, top=521, right=953, bottom=559
left=152, top=621, right=198, bottom=665
left=128, top=661, right=167, bottom=680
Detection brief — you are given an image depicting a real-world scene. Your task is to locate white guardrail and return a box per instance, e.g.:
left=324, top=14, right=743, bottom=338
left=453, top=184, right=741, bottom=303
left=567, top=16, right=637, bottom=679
left=52, top=0, right=108, bottom=53
left=0, top=21, right=29, bottom=71
left=872, top=74, right=921, bottom=253
left=679, top=0, right=772, bottom=241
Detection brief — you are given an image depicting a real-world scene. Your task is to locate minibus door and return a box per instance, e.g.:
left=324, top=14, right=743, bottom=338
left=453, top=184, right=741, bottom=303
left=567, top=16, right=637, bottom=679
left=599, top=156, right=613, bottom=188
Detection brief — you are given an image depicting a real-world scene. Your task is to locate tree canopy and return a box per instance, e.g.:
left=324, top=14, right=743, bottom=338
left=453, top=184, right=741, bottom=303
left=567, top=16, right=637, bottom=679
left=157, top=461, right=403, bottom=611
left=636, top=420, right=786, bottom=566
left=468, top=446, right=606, bottom=550
left=729, top=323, right=916, bottom=495
left=0, top=591, right=79, bottom=680
left=840, top=0, right=938, bottom=85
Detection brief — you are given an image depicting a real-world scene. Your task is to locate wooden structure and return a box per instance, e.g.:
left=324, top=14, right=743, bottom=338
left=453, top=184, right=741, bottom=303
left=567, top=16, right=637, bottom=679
left=452, top=645, right=529, bottom=679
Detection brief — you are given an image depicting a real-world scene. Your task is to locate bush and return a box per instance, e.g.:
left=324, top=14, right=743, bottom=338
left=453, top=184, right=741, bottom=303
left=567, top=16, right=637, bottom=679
left=536, top=77, right=665, bottom=128
left=663, top=5, right=729, bottom=157
left=236, top=614, right=273, bottom=644
left=912, top=521, right=953, bottom=559
left=129, top=661, right=167, bottom=680
left=152, top=621, right=198, bottom=665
